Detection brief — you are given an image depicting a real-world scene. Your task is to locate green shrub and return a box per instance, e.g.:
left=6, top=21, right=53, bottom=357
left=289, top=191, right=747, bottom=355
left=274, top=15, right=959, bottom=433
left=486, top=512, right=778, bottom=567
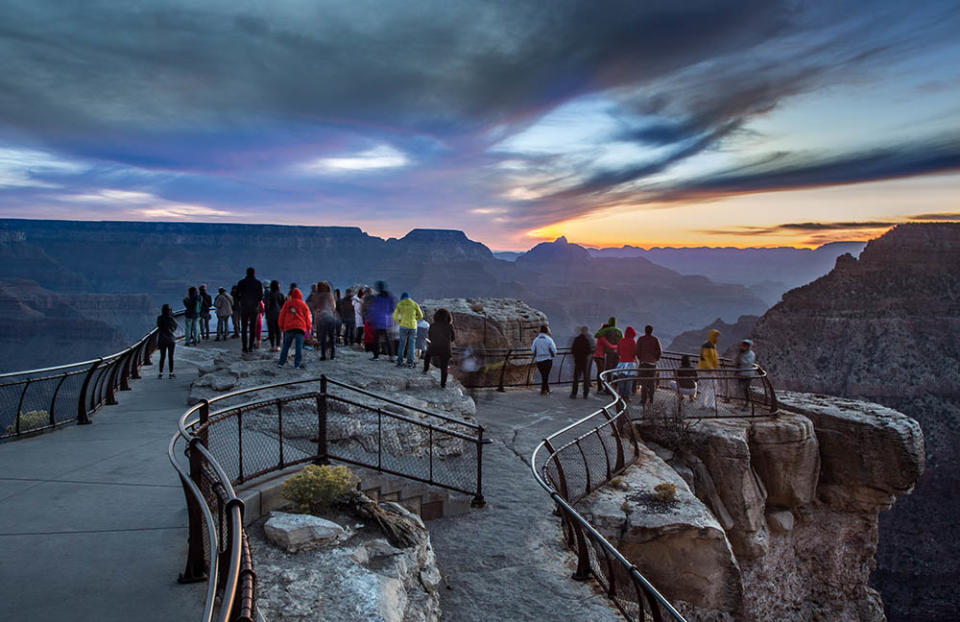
left=653, top=482, right=677, bottom=502
left=281, top=465, right=357, bottom=513
left=5, top=410, right=49, bottom=434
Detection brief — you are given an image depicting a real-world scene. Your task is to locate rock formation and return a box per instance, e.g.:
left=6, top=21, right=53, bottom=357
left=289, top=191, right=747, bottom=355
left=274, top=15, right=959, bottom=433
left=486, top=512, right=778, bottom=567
left=749, top=222, right=960, bottom=620
left=667, top=315, right=760, bottom=357
left=419, top=298, right=547, bottom=350
left=580, top=392, right=923, bottom=621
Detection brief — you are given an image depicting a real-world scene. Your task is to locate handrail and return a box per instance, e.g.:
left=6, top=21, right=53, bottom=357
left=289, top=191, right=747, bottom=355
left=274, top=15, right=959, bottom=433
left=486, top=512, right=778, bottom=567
left=530, top=369, right=692, bottom=621
left=0, top=308, right=198, bottom=439
left=171, top=373, right=486, bottom=621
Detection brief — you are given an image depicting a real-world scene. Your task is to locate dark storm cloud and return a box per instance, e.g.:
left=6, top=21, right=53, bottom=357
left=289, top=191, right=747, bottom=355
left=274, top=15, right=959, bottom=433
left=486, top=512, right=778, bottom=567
left=908, top=212, right=960, bottom=221
left=698, top=220, right=900, bottom=236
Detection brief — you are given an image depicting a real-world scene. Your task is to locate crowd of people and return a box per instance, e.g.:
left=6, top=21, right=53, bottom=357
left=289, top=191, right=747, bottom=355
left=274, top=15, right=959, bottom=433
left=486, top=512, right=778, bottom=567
left=530, top=318, right=759, bottom=409
left=159, top=270, right=760, bottom=408
left=157, top=269, right=454, bottom=386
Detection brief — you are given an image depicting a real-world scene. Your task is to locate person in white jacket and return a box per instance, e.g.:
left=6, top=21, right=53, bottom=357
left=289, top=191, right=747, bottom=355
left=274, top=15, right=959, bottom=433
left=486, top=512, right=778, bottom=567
left=530, top=326, right=558, bottom=395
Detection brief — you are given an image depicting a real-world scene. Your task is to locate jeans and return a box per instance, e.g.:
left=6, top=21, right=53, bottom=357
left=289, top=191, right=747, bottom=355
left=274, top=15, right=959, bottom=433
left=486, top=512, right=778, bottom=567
left=216, top=317, right=230, bottom=340
left=638, top=362, right=658, bottom=405
left=267, top=314, right=281, bottom=348
left=615, top=361, right=637, bottom=397
left=424, top=351, right=450, bottom=387
left=185, top=317, right=200, bottom=345
left=278, top=331, right=305, bottom=368
left=200, top=316, right=211, bottom=339
left=571, top=357, right=591, bottom=397
left=240, top=307, right=258, bottom=351
left=342, top=320, right=356, bottom=345
left=319, top=316, right=337, bottom=359
left=397, top=327, right=416, bottom=365
left=158, top=342, right=175, bottom=373
left=536, top=359, right=553, bottom=394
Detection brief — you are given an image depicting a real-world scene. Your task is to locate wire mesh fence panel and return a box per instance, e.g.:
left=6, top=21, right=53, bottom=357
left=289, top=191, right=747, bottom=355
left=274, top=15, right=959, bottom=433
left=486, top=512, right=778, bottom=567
left=52, top=371, right=86, bottom=426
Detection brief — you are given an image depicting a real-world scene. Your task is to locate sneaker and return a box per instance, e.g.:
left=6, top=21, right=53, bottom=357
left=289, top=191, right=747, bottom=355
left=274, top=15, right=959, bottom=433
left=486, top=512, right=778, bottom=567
left=320, top=356, right=327, bottom=361
left=277, top=363, right=284, bottom=368
left=169, top=373, right=176, bottom=379
left=370, top=356, right=379, bottom=361
left=158, top=373, right=163, bottom=379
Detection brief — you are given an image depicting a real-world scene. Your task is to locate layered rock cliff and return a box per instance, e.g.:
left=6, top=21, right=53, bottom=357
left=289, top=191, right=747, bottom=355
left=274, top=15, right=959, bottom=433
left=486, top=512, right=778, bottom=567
left=581, top=393, right=923, bottom=621
left=749, top=222, right=960, bottom=620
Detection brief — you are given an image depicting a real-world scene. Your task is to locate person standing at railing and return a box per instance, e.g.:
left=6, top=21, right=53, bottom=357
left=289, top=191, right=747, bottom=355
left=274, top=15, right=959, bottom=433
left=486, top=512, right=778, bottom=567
left=338, top=289, right=357, bottom=346
left=277, top=287, right=312, bottom=369
left=230, top=284, right=241, bottom=339
left=697, top=329, right=721, bottom=409
left=182, top=286, right=202, bottom=346
left=595, top=317, right=623, bottom=386
left=214, top=287, right=233, bottom=341
left=570, top=326, right=594, bottom=399
left=156, top=304, right=177, bottom=379
left=615, top=326, right=638, bottom=399
left=264, top=281, right=285, bottom=352
left=353, top=288, right=366, bottom=346
left=735, top=339, right=757, bottom=410
left=198, top=284, right=213, bottom=341
left=394, top=292, right=424, bottom=368
left=314, top=281, right=338, bottom=360
left=237, top=267, right=264, bottom=353
left=423, top=308, right=455, bottom=388
left=531, top=325, right=557, bottom=395
left=369, top=281, right=397, bottom=361
left=636, top=324, right=663, bottom=408
left=592, top=324, right=616, bottom=394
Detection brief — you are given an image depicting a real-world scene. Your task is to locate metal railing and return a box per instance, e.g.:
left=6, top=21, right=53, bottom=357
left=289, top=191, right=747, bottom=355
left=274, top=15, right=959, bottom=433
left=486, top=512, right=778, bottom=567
left=454, top=346, right=777, bottom=416
left=170, top=374, right=486, bottom=622
left=0, top=310, right=188, bottom=440
left=531, top=371, right=688, bottom=621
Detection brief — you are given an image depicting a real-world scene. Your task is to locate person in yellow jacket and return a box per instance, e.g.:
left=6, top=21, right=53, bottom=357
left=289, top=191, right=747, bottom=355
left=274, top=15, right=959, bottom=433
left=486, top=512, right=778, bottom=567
left=697, top=329, right=721, bottom=409
left=393, top=292, right=424, bottom=368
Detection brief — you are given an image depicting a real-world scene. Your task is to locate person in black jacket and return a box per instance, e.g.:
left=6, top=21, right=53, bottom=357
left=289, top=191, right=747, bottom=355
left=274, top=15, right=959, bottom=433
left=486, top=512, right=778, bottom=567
left=264, top=280, right=285, bottom=352
left=156, top=304, right=178, bottom=379
left=182, top=286, right=201, bottom=346
left=570, top=326, right=595, bottom=399
left=237, top=267, right=264, bottom=353
left=339, top=289, right=357, bottom=345
left=198, top=284, right=213, bottom=340
left=423, top=308, right=455, bottom=388
left=230, top=284, right=241, bottom=338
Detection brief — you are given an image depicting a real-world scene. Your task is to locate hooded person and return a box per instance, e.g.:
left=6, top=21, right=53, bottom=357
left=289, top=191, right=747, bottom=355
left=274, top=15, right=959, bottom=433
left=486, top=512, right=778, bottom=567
left=698, top=329, right=721, bottom=409
left=615, top=326, right=639, bottom=398
left=594, top=317, right=624, bottom=342
left=277, top=288, right=313, bottom=369
left=393, top=292, right=424, bottom=367
left=156, top=304, right=178, bottom=379
left=369, top=281, right=397, bottom=360
left=423, top=308, right=455, bottom=388
left=735, top=339, right=757, bottom=409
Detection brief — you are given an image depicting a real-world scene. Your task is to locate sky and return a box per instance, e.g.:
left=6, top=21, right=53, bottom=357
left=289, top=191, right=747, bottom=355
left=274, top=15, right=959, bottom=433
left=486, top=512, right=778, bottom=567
left=1, top=1, right=959, bottom=250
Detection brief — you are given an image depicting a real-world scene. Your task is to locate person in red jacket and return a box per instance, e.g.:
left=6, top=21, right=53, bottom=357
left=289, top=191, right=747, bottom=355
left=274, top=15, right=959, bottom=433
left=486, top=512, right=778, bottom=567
left=277, top=288, right=313, bottom=369
left=635, top=324, right=663, bottom=407
left=615, top=326, right=638, bottom=399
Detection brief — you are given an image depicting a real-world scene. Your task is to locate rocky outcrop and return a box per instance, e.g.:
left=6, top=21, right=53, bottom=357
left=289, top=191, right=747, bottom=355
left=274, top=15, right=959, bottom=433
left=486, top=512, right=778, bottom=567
left=667, top=315, right=760, bottom=357
left=253, top=504, right=441, bottom=622
left=749, top=223, right=959, bottom=620
left=587, top=392, right=924, bottom=621
left=419, top=297, right=548, bottom=350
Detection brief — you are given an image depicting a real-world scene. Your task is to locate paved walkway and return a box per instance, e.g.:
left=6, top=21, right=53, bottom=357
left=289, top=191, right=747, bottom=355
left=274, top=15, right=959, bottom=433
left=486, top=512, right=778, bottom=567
left=0, top=352, right=205, bottom=622
left=429, top=388, right=625, bottom=622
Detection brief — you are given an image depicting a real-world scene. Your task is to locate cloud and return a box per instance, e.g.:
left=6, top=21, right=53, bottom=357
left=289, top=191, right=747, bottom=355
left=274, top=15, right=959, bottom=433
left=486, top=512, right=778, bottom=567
left=299, top=145, right=410, bottom=174
left=908, top=212, right=960, bottom=221
left=698, top=220, right=900, bottom=236
left=60, top=188, right=230, bottom=219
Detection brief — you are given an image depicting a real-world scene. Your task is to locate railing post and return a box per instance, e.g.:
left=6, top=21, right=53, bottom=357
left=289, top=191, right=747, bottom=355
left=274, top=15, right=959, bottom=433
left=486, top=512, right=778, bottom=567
left=105, top=359, right=120, bottom=406
left=314, top=377, right=328, bottom=465
left=496, top=349, right=512, bottom=392
left=130, top=342, right=143, bottom=380
left=77, top=358, right=102, bottom=425
left=49, top=374, right=67, bottom=427
left=178, top=438, right=210, bottom=584
left=14, top=379, right=31, bottom=436
left=569, top=512, right=592, bottom=581
left=472, top=427, right=486, bottom=508
left=198, top=400, right=210, bottom=448
left=143, top=332, right=157, bottom=367
left=119, top=350, right=133, bottom=391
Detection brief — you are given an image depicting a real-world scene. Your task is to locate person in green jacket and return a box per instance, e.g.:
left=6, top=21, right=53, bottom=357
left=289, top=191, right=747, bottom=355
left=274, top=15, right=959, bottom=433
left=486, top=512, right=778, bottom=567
left=393, top=292, right=424, bottom=368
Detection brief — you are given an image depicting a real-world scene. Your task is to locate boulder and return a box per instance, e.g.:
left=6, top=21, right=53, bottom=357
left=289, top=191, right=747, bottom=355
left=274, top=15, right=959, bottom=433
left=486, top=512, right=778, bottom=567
left=420, top=297, right=547, bottom=349
left=747, top=414, right=819, bottom=508
left=264, top=512, right=346, bottom=553
left=579, top=444, right=743, bottom=613
left=778, top=392, right=925, bottom=511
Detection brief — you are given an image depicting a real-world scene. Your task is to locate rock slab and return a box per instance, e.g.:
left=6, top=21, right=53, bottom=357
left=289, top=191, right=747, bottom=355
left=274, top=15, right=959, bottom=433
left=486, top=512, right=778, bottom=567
left=264, top=511, right=346, bottom=553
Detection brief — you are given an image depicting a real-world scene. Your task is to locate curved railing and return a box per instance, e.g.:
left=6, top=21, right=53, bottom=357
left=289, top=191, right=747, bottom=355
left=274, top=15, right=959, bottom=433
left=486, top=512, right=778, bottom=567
left=0, top=310, right=188, bottom=439
left=530, top=362, right=779, bottom=621
left=455, top=346, right=777, bottom=416
left=170, top=375, right=486, bottom=622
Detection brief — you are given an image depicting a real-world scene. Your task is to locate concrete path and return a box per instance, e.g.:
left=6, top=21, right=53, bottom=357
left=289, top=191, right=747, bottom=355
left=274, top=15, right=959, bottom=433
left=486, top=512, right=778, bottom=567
left=429, top=388, right=626, bottom=622
left=0, top=352, right=205, bottom=622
